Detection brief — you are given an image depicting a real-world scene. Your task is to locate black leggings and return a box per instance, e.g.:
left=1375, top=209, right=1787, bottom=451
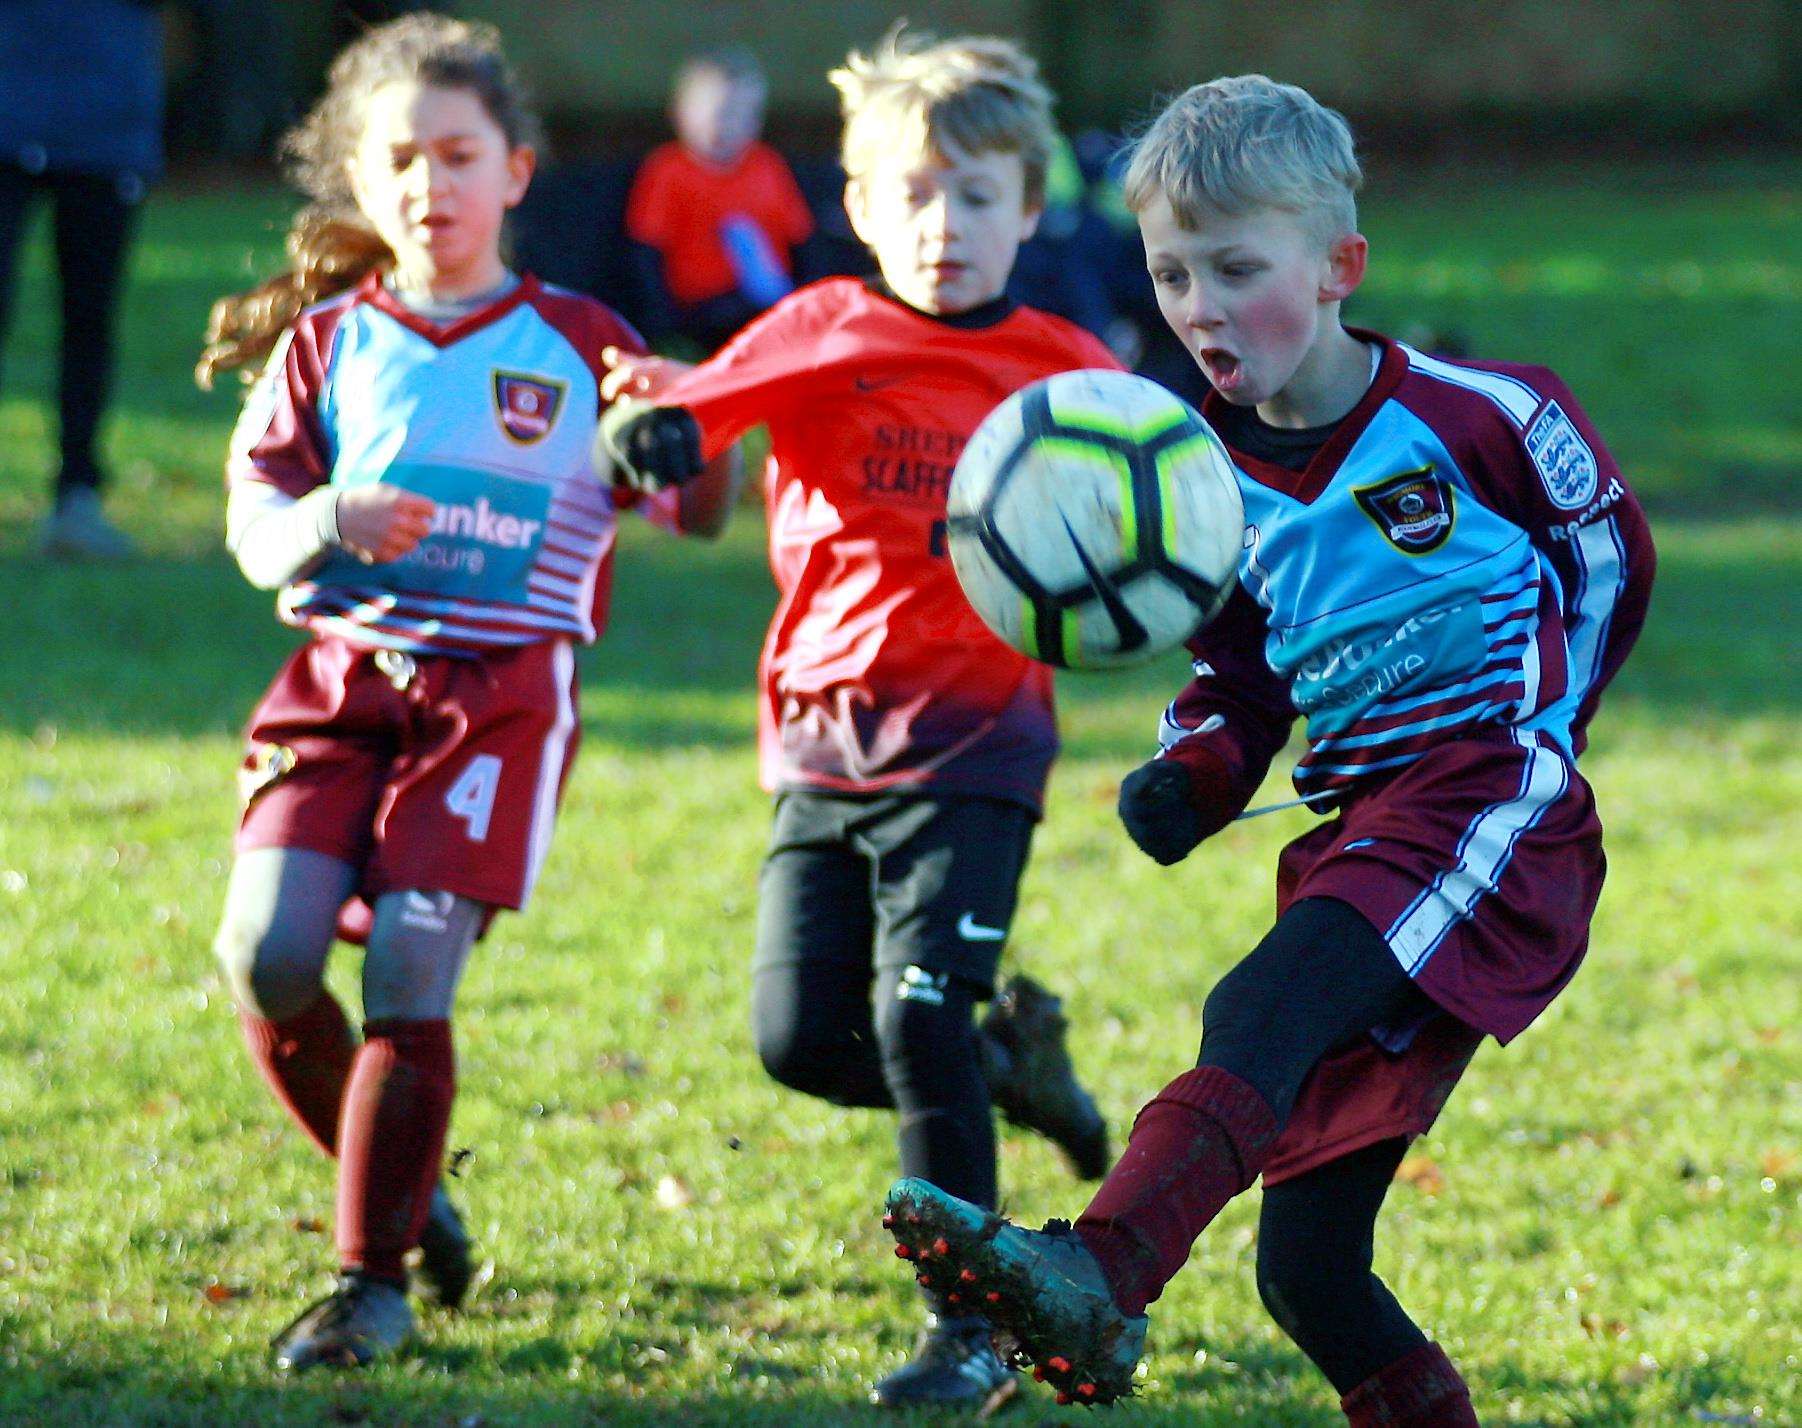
left=1258, top=1137, right=1428, bottom=1393
left=1198, top=897, right=1443, bottom=1392
left=752, top=957, right=996, bottom=1211
left=750, top=794, right=1033, bottom=1214
left=1198, top=896, right=1431, bottom=1122
left=0, top=163, right=139, bottom=494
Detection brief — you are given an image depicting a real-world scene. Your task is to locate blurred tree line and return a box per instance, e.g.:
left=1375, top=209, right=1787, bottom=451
left=163, top=0, right=1798, bottom=161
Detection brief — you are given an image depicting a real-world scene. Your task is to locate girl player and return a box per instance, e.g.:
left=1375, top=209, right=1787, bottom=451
left=600, top=30, right=1117, bottom=1411
left=196, top=15, right=737, bottom=1370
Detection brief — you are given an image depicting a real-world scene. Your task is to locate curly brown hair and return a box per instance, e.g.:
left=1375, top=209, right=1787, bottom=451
left=196, top=13, right=540, bottom=389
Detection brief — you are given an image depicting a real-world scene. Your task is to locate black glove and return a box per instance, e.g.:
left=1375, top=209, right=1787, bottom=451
left=597, top=400, right=704, bottom=492
left=1117, top=759, right=1206, bottom=866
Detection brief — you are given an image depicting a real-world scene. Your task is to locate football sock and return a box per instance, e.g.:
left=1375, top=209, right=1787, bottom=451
left=1075, top=1066, right=1278, bottom=1315
left=239, top=991, right=357, bottom=1158
left=336, top=1018, right=456, bottom=1283
left=1340, top=1342, right=1479, bottom=1427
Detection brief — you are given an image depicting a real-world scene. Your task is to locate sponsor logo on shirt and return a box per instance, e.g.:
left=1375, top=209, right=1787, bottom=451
left=1545, top=476, right=1626, bottom=541
left=428, top=496, right=543, bottom=551
left=863, top=424, right=966, bottom=503
left=1352, top=466, right=1456, bottom=554
left=1288, top=599, right=1485, bottom=731
left=493, top=371, right=566, bottom=444
left=313, top=462, right=554, bottom=600
left=1524, top=400, right=1598, bottom=510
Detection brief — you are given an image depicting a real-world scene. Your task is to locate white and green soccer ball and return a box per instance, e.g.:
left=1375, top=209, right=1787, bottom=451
left=947, top=369, right=1244, bottom=669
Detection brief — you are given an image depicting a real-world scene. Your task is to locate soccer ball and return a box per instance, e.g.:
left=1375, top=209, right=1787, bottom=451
left=947, top=369, right=1244, bottom=669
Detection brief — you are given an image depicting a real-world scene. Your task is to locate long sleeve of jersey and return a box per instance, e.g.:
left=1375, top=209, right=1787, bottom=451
left=1453, top=365, right=1655, bottom=755
left=657, top=290, right=817, bottom=457
left=225, top=481, right=341, bottom=589
left=225, top=326, right=334, bottom=499
left=222, top=325, right=339, bottom=585
left=1154, top=585, right=1299, bottom=830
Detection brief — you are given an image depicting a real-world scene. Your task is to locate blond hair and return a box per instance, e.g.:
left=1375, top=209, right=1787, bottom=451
left=830, top=27, right=1055, bottom=207
left=196, top=14, right=539, bottom=389
left=1122, top=75, right=1361, bottom=246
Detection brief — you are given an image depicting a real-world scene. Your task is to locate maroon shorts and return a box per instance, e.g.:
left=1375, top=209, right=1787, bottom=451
left=236, top=635, right=581, bottom=932
left=1263, top=727, right=1604, bottom=1184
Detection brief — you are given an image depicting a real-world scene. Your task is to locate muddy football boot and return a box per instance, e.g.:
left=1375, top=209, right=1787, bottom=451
left=271, top=1272, right=414, bottom=1372
left=413, top=1183, right=472, bottom=1309
left=885, top=1178, right=1147, bottom=1407
left=981, top=975, right=1111, bottom=1179
left=869, top=1312, right=1019, bottom=1412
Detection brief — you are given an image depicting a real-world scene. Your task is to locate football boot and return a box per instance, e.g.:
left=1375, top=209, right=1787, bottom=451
left=413, top=1183, right=472, bottom=1309
left=271, top=1272, right=413, bottom=1372
left=981, top=975, right=1111, bottom=1179
left=870, top=1312, right=1018, bottom=1413
left=885, top=1177, right=1147, bottom=1407
left=36, top=488, right=137, bottom=561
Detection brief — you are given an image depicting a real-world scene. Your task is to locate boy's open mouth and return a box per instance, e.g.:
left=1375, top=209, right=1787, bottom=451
left=1199, top=348, right=1242, bottom=391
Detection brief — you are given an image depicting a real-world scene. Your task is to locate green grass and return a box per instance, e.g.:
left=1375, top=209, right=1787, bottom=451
left=1, top=162, right=1798, bottom=1426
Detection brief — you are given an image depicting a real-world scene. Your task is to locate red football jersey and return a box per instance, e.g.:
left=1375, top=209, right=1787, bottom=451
left=625, top=141, right=815, bottom=307
left=661, top=278, right=1121, bottom=810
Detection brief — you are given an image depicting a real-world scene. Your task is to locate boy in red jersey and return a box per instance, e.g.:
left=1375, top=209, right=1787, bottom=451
left=625, top=48, right=815, bottom=352
left=601, top=29, right=1120, bottom=1412
left=877, top=76, right=1654, bottom=1422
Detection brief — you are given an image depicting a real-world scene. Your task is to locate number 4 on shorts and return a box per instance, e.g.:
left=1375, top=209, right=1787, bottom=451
left=444, top=754, right=502, bottom=842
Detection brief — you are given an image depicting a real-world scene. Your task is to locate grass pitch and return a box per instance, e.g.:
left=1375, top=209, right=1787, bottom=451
left=0, top=162, right=1797, bottom=1425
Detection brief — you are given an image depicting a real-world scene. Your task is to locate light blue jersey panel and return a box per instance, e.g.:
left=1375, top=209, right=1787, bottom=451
left=1235, top=400, right=1563, bottom=783
left=310, top=302, right=601, bottom=609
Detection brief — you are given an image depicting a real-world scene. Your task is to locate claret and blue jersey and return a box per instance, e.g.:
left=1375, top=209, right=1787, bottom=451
left=1159, top=331, right=1654, bottom=806
left=228, top=272, right=666, bottom=656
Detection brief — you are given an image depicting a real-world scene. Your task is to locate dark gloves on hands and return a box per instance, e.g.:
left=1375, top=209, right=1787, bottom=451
left=597, top=400, right=703, bottom=492
left=1117, top=758, right=1207, bottom=866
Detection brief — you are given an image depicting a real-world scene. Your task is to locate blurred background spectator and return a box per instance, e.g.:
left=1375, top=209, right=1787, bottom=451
left=9, top=1, right=1786, bottom=463
left=0, top=0, right=164, bottom=560
left=624, top=48, right=817, bottom=354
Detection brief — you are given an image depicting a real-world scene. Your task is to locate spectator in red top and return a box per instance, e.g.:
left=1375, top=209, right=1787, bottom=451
left=625, top=48, right=815, bottom=353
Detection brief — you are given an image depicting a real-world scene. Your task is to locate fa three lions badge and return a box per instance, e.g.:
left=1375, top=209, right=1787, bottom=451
left=1524, top=400, right=1599, bottom=510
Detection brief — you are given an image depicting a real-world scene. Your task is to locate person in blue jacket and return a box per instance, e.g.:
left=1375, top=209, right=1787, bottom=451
left=0, top=0, right=163, bottom=560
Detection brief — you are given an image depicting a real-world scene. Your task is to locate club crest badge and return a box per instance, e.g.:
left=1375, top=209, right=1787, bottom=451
left=493, top=371, right=565, bottom=444
left=1353, top=466, right=1456, bottom=555
left=1524, top=400, right=1598, bottom=510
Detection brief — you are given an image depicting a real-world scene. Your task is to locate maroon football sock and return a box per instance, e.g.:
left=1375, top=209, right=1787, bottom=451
left=238, top=992, right=357, bottom=1158
left=336, top=1018, right=456, bottom=1284
left=1074, top=1066, right=1279, bottom=1315
left=1341, top=1342, right=1479, bottom=1426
